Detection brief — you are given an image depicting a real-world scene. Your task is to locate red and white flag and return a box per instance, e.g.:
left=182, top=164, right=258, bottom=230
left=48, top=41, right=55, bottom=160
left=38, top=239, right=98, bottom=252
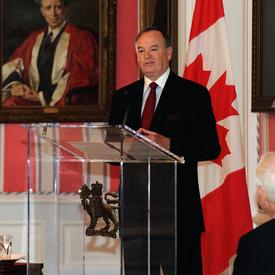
left=183, top=0, right=252, bottom=274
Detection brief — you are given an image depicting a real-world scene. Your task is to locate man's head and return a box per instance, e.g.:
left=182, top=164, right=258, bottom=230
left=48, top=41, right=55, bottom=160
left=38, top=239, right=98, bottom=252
left=35, top=0, right=68, bottom=5
left=135, top=27, right=172, bottom=81
left=39, top=0, right=68, bottom=29
left=256, top=152, right=275, bottom=216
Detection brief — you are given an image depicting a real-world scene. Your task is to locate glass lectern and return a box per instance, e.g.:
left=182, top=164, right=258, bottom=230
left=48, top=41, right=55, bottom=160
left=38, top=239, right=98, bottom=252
left=24, top=123, right=183, bottom=275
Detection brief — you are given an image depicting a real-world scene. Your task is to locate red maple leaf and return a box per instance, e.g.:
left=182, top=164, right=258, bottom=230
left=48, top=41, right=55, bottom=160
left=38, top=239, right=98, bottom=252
left=184, top=56, right=237, bottom=166
left=184, top=54, right=211, bottom=87
left=209, top=71, right=238, bottom=122
left=212, top=124, right=231, bottom=166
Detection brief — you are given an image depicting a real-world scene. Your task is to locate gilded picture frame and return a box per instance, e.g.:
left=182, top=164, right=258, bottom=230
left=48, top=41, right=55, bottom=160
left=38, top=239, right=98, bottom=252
left=0, top=0, right=116, bottom=122
left=252, top=0, right=275, bottom=112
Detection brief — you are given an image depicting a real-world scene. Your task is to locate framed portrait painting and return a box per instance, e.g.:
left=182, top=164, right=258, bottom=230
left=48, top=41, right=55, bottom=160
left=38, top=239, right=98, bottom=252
left=252, top=0, right=275, bottom=112
left=0, top=0, right=116, bottom=122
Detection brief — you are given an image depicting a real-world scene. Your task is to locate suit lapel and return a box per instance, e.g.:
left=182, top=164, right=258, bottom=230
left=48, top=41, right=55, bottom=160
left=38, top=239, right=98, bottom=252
left=151, top=72, right=176, bottom=128
left=127, top=79, right=144, bottom=130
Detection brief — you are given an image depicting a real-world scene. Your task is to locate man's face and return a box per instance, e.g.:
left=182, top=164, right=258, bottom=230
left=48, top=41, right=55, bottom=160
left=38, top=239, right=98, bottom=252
left=40, top=0, right=66, bottom=29
left=135, top=30, right=172, bottom=81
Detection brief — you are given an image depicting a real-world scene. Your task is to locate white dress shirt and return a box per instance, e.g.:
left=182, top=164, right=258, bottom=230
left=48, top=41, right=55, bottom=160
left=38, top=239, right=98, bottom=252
left=141, top=67, right=170, bottom=115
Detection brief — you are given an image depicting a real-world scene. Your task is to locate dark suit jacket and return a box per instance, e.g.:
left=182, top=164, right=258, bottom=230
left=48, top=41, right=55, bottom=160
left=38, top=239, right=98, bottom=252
left=233, top=219, right=275, bottom=275
left=108, top=71, right=220, bottom=233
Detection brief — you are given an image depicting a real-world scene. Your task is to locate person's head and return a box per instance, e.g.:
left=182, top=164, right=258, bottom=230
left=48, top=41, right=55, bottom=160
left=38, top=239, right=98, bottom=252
left=39, top=0, right=68, bottom=29
left=135, top=27, right=172, bottom=81
left=256, top=152, right=275, bottom=217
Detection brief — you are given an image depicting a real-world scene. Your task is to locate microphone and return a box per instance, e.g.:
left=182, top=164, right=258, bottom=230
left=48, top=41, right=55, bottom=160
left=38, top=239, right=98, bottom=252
left=122, top=90, right=130, bottom=127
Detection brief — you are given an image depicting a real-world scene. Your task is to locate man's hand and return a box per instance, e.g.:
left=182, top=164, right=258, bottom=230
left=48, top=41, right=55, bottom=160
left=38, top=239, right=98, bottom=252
left=10, top=83, right=29, bottom=97
left=10, top=83, right=39, bottom=102
left=137, top=128, right=170, bottom=150
left=23, top=89, right=40, bottom=102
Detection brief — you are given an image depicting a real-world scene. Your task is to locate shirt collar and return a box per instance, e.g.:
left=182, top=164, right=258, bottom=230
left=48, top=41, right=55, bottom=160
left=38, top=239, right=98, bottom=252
left=144, top=67, right=170, bottom=90
left=47, top=20, right=66, bottom=41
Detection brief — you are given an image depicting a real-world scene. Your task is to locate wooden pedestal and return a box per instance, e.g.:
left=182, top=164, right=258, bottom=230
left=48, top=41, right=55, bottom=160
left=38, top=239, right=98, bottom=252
left=0, top=262, right=43, bottom=275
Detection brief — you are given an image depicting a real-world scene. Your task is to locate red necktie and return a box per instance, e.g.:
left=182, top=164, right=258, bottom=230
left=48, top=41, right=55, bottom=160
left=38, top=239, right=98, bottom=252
left=141, top=82, right=157, bottom=129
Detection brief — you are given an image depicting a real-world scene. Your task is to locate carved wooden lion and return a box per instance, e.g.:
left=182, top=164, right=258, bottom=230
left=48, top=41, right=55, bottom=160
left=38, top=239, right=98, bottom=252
left=79, top=181, right=119, bottom=238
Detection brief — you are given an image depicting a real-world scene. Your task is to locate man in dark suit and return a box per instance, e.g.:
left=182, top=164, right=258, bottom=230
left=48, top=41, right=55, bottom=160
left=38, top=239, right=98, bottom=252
left=109, top=27, right=220, bottom=275
left=233, top=152, right=275, bottom=275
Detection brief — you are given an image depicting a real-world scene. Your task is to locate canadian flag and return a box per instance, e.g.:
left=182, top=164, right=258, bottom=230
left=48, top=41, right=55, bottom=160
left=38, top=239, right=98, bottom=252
left=183, top=0, right=252, bottom=274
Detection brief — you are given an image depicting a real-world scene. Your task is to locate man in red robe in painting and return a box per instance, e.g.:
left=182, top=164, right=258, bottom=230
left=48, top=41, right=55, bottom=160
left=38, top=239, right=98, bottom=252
left=2, top=0, right=98, bottom=107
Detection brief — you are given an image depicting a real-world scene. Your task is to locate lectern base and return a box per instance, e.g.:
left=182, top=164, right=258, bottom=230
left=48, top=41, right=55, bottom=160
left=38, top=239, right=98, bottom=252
left=0, top=262, right=43, bottom=275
